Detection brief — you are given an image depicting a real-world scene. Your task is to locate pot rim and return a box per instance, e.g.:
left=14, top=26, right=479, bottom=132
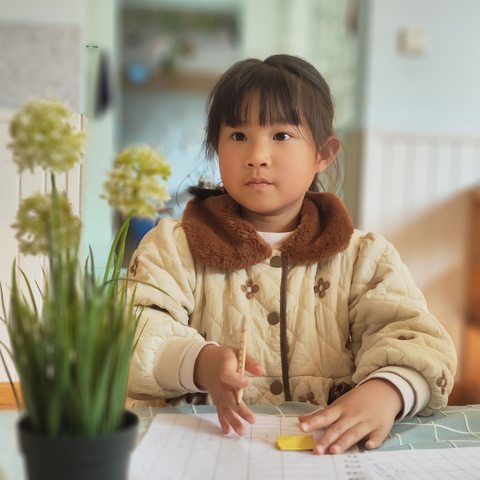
left=17, top=409, right=139, bottom=442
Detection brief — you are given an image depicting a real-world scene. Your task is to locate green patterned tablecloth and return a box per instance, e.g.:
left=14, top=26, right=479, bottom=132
left=133, top=403, right=480, bottom=451
left=1, top=403, right=479, bottom=479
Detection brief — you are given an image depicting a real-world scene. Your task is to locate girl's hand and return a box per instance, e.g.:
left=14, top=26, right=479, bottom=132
left=298, top=378, right=403, bottom=455
left=194, top=345, right=265, bottom=436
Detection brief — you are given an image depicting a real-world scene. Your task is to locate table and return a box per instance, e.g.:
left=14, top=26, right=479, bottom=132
left=1, top=403, right=480, bottom=479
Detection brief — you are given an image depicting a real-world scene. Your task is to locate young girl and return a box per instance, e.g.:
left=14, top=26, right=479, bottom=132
left=126, top=54, right=457, bottom=455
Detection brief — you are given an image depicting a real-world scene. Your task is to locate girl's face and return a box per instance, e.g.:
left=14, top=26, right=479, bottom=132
left=217, top=93, right=335, bottom=232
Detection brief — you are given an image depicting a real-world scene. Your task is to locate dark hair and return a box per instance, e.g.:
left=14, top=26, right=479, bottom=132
left=202, top=54, right=344, bottom=195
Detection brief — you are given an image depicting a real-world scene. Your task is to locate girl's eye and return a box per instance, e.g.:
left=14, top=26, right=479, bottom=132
left=230, top=132, right=292, bottom=141
left=274, top=132, right=292, bottom=141
left=232, top=132, right=246, bottom=141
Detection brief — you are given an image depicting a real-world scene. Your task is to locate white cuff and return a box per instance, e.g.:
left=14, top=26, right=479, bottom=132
left=153, top=337, right=205, bottom=392
left=179, top=341, right=220, bottom=392
left=356, top=372, right=414, bottom=422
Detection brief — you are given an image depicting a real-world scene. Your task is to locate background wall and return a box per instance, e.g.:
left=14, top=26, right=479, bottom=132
left=364, top=0, right=480, bottom=134
left=0, top=0, right=84, bottom=112
left=356, top=0, right=480, bottom=382
left=0, top=0, right=83, bottom=25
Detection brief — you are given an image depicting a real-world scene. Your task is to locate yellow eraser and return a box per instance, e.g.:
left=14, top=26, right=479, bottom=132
left=275, top=435, right=315, bottom=451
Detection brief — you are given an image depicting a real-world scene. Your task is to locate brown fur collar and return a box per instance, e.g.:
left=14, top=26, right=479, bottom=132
left=182, top=192, right=354, bottom=269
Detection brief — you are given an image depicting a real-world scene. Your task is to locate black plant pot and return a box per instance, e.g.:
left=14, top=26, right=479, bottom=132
left=18, top=410, right=139, bottom=480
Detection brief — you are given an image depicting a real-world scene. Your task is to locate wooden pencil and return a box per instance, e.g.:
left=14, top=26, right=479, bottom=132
left=236, top=316, right=249, bottom=407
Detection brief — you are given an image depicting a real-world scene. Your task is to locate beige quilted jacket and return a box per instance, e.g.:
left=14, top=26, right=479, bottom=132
left=126, top=192, right=457, bottom=417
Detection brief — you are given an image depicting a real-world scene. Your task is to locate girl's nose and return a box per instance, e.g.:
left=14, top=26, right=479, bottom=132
left=245, top=142, right=271, bottom=168
left=247, top=158, right=269, bottom=168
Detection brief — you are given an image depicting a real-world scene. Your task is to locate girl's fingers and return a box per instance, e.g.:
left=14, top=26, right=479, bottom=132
left=219, top=368, right=251, bottom=388
left=298, top=408, right=341, bottom=433
left=221, top=385, right=255, bottom=425
left=365, top=429, right=388, bottom=450
left=321, top=422, right=371, bottom=455
left=223, top=407, right=246, bottom=436
left=244, top=353, right=265, bottom=376
left=237, top=401, right=256, bottom=425
left=218, top=413, right=232, bottom=435
left=311, top=418, right=355, bottom=455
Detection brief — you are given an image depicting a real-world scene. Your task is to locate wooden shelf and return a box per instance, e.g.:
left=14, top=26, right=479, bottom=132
left=122, top=70, right=222, bottom=94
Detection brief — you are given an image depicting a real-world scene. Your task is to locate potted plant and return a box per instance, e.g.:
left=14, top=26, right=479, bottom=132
left=0, top=98, right=172, bottom=480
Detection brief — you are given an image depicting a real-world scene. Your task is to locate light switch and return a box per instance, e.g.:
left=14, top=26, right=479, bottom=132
left=398, top=29, right=428, bottom=55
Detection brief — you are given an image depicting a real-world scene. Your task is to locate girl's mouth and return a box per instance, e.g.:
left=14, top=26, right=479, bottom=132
left=247, top=178, right=272, bottom=188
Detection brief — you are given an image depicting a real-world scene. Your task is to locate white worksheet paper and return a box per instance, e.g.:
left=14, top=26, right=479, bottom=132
left=129, top=413, right=369, bottom=480
left=365, top=447, right=480, bottom=479
left=129, top=413, right=480, bottom=480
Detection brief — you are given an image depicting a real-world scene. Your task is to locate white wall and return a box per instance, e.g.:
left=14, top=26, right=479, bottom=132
left=0, top=0, right=84, bottom=112
left=364, top=0, right=480, bottom=134
left=0, top=0, right=83, bottom=24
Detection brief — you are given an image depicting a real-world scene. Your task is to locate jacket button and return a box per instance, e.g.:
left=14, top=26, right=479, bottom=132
left=270, top=381, right=283, bottom=395
left=270, top=255, right=282, bottom=268
left=267, top=312, right=279, bottom=325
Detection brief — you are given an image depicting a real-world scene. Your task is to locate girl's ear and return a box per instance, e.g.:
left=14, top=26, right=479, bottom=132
left=315, top=136, right=341, bottom=173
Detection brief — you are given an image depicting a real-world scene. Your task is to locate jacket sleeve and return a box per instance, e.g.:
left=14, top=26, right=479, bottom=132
left=126, top=217, right=207, bottom=400
left=348, top=232, right=457, bottom=417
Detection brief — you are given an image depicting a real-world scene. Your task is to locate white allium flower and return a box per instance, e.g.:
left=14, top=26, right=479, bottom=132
left=102, top=146, right=172, bottom=218
left=8, top=97, right=87, bottom=174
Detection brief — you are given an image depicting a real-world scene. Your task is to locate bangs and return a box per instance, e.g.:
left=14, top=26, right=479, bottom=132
left=214, top=65, right=304, bottom=128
